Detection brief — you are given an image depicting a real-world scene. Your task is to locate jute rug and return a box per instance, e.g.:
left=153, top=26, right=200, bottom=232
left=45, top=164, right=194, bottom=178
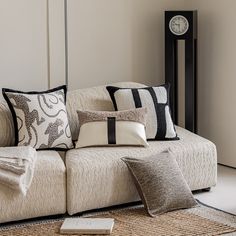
left=1, top=203, right=236, bottom=236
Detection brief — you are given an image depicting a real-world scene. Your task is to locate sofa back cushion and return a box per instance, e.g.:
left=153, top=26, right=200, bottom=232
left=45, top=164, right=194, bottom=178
left=66, top=82, right=145, bottom=141
left=0, top=102, right=14, bottom=147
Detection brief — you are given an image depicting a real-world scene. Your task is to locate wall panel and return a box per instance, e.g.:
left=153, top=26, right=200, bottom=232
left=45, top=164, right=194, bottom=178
left=48, top=0, right=66, bottom=88
left=0, top=0, right=48, bottom=99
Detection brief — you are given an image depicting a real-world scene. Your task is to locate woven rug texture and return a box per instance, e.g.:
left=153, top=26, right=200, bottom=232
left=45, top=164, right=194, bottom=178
left=0, top=205, right=236, bottom=236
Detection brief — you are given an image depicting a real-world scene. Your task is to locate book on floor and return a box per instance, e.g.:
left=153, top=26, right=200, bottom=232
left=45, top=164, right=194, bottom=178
left=60, top=217, right=114, bottom=235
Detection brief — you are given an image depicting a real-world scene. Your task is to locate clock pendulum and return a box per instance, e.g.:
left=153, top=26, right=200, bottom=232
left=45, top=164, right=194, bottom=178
left=165, top=11, right=198, bottom=133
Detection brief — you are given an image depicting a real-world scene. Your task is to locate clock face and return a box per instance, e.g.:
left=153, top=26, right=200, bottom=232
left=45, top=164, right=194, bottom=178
left=169, top=15, right=189, bottom=35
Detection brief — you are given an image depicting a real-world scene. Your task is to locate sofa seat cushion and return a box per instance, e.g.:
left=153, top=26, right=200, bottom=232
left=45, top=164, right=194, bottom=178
left=0, top=151, right=66, bottom=223
left=66, top=126, right=217, bottom=215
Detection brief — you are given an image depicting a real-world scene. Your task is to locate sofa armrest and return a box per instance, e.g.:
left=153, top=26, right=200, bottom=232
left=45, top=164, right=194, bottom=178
left=0, top=102, right=14, bottom=147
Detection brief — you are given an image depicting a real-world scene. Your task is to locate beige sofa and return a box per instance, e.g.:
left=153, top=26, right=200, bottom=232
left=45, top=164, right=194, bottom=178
left=0, top=82, right=217, bottom=223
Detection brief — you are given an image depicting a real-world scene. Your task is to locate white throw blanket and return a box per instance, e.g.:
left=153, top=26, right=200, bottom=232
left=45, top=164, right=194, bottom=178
left=0, top=146, right=37, bottom=195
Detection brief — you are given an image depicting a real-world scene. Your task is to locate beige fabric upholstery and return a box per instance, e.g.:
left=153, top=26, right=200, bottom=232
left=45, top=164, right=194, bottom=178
left=0, top=102, right=14, bottom=147
left=0, top=151, right=66, bottom=223
left=66, top=126, right=217, bottom=215
left=66, top=82, right=145, bottom=141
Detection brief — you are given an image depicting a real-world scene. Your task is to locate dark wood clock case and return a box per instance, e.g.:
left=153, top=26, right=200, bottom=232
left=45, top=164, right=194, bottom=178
left=165, top=11, right=197, bottom=133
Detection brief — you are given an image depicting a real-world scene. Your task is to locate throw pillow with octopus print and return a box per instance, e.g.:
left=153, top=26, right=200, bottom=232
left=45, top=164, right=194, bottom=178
left=2, top=85, right=73, bottom=150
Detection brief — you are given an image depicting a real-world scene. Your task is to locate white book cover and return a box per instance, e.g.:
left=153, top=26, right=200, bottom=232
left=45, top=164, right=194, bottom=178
left=60, top=217, right=114, bottom=235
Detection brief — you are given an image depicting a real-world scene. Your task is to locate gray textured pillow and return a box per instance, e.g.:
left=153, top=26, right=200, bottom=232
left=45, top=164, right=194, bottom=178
left=122, top=151, right=198, bottom=217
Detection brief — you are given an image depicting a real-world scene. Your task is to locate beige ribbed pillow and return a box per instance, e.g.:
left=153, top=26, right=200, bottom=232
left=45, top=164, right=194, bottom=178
left=122, top=151, right=198, bottom=217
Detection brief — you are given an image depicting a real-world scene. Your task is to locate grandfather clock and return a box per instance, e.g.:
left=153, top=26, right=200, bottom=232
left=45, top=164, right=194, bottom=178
left=165, top=11, right=197, bottom=133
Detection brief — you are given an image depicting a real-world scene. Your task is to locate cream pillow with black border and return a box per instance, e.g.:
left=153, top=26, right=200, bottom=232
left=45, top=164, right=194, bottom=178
left=2, top=85, right=73, bottom=150
left=76, top=108, right=148, bottom=148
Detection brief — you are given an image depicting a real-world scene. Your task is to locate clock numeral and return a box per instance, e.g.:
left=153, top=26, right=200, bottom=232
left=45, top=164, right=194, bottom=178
left=169, top=15, right=189, bottom=35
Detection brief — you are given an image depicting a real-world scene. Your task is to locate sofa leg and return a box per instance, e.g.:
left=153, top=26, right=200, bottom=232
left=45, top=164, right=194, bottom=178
left=192, top=187, right=211, bottom=194
left=202, top=187, right=211, bottom=192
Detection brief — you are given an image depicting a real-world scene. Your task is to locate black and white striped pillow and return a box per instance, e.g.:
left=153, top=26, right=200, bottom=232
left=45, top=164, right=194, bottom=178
left=106, top=84, right=178, bottom=141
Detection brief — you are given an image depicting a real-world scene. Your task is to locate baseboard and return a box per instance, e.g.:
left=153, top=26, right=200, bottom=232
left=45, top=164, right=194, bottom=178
left=196, top=199, right=236, bottom=217
left=218, top=163, right=236, bottom=170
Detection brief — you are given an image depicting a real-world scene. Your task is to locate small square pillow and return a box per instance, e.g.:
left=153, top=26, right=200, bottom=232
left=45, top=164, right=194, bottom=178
left=106, top=84, right=178, bottom=141
left=2, top=85, right=73, bottom=150
left=76, top=108, right=148, bottom=148
left=121, top=151, right=197, bottom=217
